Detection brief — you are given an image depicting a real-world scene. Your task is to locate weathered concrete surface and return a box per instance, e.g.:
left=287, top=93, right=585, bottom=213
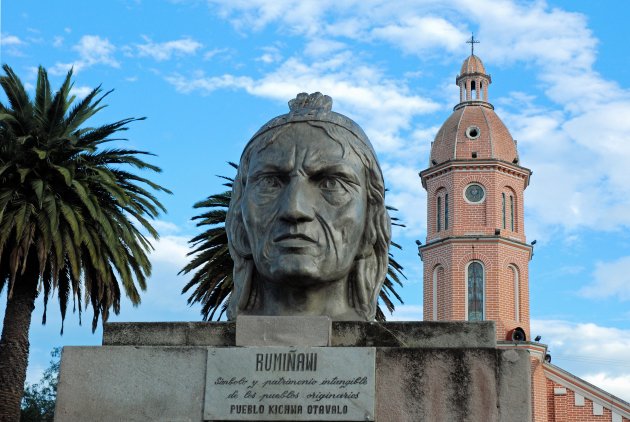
left=103, top=320, right=494, bottom=348
left=55, top=345, right=529, bottom=422
left=62, top=321, right=529, bottom=421
left=332, top=320, right=496, bottom=348
left=55, top=346, right=207, bottom=422
left=375, top=348, right=530, bottom=422
left=103, top=321, right=235, bottom=346
left=497, top=349, right=532, bottom=421
left=236, top=315, right=332, bottom=346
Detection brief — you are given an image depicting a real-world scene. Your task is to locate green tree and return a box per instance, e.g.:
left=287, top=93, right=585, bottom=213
left=20, top=348, right=60, bottom=422
left=0, top=65, right=169, bottom=420
left=180, top=163, right=404, bottom=321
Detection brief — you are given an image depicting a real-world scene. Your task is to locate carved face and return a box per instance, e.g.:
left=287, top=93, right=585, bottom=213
left=242, top=123, right=368, bottom=286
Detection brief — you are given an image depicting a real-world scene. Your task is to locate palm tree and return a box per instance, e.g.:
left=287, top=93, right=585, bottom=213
left=0, top=65, right=169, bottom=420
left=181, top=163, right=405, bottom=321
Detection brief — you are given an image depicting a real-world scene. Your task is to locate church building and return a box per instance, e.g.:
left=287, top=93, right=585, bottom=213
left=417, top=42, right=630, bottom=422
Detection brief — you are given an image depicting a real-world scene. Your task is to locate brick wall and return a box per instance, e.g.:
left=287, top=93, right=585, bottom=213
left=425, top=165, right=527, bottom=244
left=545, top=380, right=630, bottom=422
left=531, top=357, right=549, bottom=422
left=421, top=161, right=531, bottom=340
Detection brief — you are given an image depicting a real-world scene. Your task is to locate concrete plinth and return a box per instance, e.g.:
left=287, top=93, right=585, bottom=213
left=56, top=320, right=531, bottom=422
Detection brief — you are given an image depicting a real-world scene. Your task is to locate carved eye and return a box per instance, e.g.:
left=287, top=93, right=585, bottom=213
left=259, top=175, right=282, bottom=189
left=319, top=177, right=340, bottom=190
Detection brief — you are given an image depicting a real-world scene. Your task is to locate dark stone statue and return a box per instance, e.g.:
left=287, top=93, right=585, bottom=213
left=226, top=92, right=391, bottom=321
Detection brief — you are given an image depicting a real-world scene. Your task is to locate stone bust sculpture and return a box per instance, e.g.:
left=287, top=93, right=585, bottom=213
left=226, top=92, right=391, bottom=321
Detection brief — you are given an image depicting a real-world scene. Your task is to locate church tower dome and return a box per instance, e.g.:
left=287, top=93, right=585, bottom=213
left=460, top=54, right=486, bottom=74
left=430, top=51, right=519, bottom=166
left=419, top=39, right=533, bottom=343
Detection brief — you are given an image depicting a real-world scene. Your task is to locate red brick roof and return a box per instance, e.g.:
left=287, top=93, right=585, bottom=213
left=429, top=105, right=519, bottom=165
left=460, top=54, right=486, bottom=74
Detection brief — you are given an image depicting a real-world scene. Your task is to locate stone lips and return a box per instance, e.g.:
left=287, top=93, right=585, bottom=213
left=429, top=105, right=518, bottom=165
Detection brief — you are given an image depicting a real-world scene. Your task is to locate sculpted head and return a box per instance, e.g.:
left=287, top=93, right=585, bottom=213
left=226, top=93, right=391, bottom=321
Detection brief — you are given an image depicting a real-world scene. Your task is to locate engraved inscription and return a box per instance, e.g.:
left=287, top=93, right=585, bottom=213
left=204, top=347, right=375, bottom=421
left=255, top=352, right=318, bottom=371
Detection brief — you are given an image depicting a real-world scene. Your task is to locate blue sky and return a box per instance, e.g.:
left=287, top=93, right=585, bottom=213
left=1, top=0, right=630, bottom=402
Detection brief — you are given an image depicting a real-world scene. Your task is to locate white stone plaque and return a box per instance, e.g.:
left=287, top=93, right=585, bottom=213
left=204, top=347, right=375, bottom=421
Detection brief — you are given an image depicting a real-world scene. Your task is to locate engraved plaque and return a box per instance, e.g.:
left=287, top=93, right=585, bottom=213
left=204, top=347, right=376, bottom=421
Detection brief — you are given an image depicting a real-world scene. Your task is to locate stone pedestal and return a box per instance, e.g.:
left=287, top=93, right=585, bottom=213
left=55, top=320, right=531, bottom=421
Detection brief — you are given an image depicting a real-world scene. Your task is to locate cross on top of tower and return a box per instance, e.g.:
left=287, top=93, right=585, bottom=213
left=466, top=34, right=480, bottom=56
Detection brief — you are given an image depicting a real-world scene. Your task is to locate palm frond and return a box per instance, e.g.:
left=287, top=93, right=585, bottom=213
left=0, top=64, right=169, bottom=333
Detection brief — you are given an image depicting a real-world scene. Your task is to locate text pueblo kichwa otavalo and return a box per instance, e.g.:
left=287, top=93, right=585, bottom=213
left=225, top=92, right=391, bottom=321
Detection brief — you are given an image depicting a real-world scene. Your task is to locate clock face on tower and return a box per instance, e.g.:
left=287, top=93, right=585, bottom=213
left=465, top=184, right=485, bottom=203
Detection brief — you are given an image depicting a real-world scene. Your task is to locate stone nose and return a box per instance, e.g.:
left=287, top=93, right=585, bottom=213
left=279, top=177, right=315, bottom=223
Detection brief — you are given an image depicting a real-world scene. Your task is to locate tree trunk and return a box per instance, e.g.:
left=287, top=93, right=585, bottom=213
left=0, top=267, right=39, bottom=422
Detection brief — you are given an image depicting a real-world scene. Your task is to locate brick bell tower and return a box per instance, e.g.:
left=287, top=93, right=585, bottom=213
left=418, top=41, right=533, bottom=342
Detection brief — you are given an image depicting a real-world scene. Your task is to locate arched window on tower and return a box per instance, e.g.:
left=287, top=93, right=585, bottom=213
left=471, top=80, right=477, bottom=100
left=436, top=188, right=448, bottom=233
left=467, top=261, right=484, bottom=321
left=509, top=265, right=520, bottom=322
left=437, top=196, right=442, bottom=232
left=432, top=266, right=441, bottom=321
left=510, top=195, right=515, bottom=231
left=502, top=193, right=506, bottom=230
left=444, top=193, right=449, bottom=230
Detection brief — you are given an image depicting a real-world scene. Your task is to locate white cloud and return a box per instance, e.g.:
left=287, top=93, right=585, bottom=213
left=388, top=304, right=423, bottom=321
left=256, top=46, right=282, bottom=64
left=532, top=319, right=630, bottom=401
left=580, top=256, right=630, bottom=301
left=152, top=220, right=182, bottom=235
left=166, top=53, right=438, bottom=152
left=386, top=190, right=426, bottom=237
left=69, top=85, right=93, bottom=99
left=208, top=0, right=334, bottom=35
left=383, top=164, right=424, bottom=194
left=165, top=72, right=253, bottom=94
left=149, top=235, right=190, bottom=268
left=582, top=373, right=630, bottom=403
left=304, top=38, right=345, bottom=57
left=73, top=35, right=119, bottom=67
left=136, top=36, right=203, bottom=61
left=496, top=81, right=630, bottom=233
left=1, top=33, right=24, bottom=46
left=49, top=62, right=75, bottom=76
left=203, top=47, right=229, bottom=60
left=50, top=35, right=119, bottom=75
left=53, top=35, right=64, bottom=47
left=1, top=33, right=26, bottom=57
left=371, top=16, right=467, bottom=54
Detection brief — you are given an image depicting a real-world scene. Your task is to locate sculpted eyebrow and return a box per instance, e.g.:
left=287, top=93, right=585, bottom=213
left=249, top=162, right=292, bottom=177
left=308, top=164, right=361, bottom=184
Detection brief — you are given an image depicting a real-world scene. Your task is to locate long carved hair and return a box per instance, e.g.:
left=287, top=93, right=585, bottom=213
left=225, top=121, right=391, bottom=320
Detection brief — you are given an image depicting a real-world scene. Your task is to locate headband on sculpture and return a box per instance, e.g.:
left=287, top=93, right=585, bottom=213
left=247, top=92, right=378, bottom=157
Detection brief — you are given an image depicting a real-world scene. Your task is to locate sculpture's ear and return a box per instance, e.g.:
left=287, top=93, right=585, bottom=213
left=226, top=170, right=253, bottom=260
left=355, top=208, right=377, bottom=260
left=230, top=219, right=253, bottom=259
left=355, top=239, right=374, bottom=260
